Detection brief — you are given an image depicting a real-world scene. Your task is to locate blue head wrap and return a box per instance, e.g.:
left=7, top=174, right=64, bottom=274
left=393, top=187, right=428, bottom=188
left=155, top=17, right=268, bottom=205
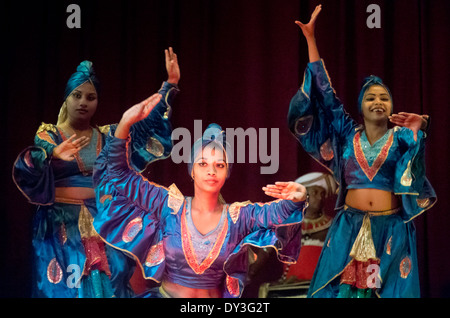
left=57, top=60, right=101, bottom=125
left=357, top=75, right=393, bottom=115
left=188, top=123, right=233, bottom=179
left=63, top=60, right=100, bottom=101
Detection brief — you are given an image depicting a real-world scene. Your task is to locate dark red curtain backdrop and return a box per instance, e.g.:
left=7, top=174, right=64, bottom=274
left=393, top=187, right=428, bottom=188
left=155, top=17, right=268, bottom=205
left=1, top=0, right=449, bottom=298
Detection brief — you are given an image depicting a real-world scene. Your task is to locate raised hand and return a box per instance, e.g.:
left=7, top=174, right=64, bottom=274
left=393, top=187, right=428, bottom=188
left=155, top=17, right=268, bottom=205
left=295, top=4, right=322, bottom=39
left=165, top=47, right=180, bottom=85
left=115, top=93, right=163, bottom=139
left=295, top=4, right=322, bottom=63
left=53, top=134, right=90, bottom=161
left=389, top=112, right=428, bottom=141
left=262, top=181, right=307, bottom=202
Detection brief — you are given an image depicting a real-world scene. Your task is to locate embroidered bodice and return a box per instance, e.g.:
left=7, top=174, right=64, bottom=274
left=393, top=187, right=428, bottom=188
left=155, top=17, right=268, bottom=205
left=185, top=198, right=227, bottom=263
left=343, top=128, right=402, bottom=192
left=163, top=197, right=230, bottom=289
left=59, top=128, right=101, bottom=177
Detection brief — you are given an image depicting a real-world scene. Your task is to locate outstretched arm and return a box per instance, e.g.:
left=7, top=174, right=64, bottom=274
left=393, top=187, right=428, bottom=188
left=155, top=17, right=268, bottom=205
left=236, top=181, right=307, bottom=233
left=295, top=4, right=322, bottom=63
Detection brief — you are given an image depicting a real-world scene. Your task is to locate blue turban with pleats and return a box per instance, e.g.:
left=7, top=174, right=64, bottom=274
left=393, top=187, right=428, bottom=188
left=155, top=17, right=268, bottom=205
left=357, top=75, right=393, bottom=115
left=188, top=123, right=233, bottom=179
left=63, top=60, right=100, bottom=101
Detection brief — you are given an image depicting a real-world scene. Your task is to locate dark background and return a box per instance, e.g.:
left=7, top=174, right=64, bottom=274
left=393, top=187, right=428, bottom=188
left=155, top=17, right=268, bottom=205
left=1, top=0, right=449, bottom=298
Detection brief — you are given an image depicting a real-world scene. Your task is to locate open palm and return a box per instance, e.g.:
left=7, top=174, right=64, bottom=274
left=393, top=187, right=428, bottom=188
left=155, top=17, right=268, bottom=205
left=389, top=112, right=428, bottom=141
left=295, top=4, right=322, bottom=38
left=121, top=93, right=162, bottom=127
left=53, top=134, right=90, bottom=161
left=165, top=47, right=180, bottom=84
left=263, top=181, right=307, bottom=202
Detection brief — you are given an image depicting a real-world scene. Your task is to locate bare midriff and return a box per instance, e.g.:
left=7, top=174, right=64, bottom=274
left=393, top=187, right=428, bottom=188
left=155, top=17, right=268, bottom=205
left=55, top=187, right=95, bottom=200
left=345, top=188, right=400, bottom=211
left=161, top=280, right=221, bottom=298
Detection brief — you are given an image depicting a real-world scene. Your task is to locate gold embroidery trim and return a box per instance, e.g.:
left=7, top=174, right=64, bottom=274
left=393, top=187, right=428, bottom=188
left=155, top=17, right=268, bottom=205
left=181, top=203, right=229, bottom=275
left=58, top=127, right=102, bottom=176
left=168, top=184, right=184, bottom=214
left=78, top=205, right=97, bottom=240
left=36, top=122, right=57, bottom=135
left=97, top=124, right=111, bottom=134
left=353, top=130, right=394, bottom=182
left=349, top=214, right=378, bottom=262
left=400, top=160, right=413, bottom=187
left=228, top=201, right=252, bottom=224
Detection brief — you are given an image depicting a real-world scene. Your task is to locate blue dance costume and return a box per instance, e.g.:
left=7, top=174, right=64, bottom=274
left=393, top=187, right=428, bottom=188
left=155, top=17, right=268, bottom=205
left=13, top=60, right=178, bottom=297
left=92, top=126, right=306, bottom=298
left=288, top=60, right=436, bottom=297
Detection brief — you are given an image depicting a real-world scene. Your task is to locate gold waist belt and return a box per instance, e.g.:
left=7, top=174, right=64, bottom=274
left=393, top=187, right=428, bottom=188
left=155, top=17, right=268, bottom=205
left=344, top=204, right=400, bottom=216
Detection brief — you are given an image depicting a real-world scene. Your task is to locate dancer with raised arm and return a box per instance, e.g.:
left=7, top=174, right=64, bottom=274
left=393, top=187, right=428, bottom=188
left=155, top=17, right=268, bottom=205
left=12, top=48, right=180, bottom=297
left=288, top=5, right=436, bottom=298
left=92, top=97, right=308, bottom=298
